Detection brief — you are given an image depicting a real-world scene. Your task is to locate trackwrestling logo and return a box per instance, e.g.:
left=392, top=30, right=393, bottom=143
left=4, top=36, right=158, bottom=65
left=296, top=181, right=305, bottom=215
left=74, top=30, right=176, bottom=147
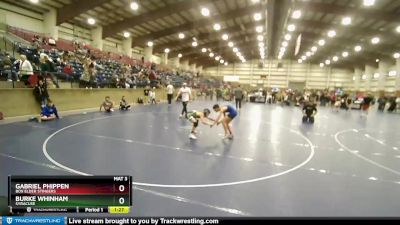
left=2, top=217, right=64, bottom=225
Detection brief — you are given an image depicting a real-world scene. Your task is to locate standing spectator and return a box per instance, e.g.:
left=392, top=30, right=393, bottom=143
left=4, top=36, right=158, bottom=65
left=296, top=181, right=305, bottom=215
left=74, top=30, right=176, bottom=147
left=234, top=85, right=244, bottom=110
left=176, top=82, right=192, bottom=119
left=166, top=82, right=174, bottom=104
left=150, top=87, right=157, bottom=104
left=361, top=93, right=373, bottom=117
left=19, top=55, right=34, bottom=83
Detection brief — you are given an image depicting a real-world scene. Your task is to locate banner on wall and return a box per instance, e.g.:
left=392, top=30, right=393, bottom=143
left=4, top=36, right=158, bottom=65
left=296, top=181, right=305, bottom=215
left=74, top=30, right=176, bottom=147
left=223, top=76, right=240, bottom=82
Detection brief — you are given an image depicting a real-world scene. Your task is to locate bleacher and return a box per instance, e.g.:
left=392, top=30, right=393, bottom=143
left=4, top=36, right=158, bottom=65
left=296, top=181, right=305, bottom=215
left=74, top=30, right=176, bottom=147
left=1, top=26, right=221, bottom=89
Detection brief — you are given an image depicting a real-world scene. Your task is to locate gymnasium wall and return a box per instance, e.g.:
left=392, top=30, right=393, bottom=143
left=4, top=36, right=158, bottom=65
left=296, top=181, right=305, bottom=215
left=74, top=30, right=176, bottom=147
left=0, top=88, right=169, bottom=118
left=0, top=2, right=44, bottom=33
left=204, top=59, right=353, bottom=90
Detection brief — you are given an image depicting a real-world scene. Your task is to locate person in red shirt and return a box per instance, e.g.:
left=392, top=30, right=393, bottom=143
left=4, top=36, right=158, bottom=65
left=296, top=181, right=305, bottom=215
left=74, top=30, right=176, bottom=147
left=62, top=64, right=74, bottom=81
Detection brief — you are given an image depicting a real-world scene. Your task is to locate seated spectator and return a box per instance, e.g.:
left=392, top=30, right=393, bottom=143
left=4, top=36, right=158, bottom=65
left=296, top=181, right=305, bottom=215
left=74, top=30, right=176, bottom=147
left=62, top=64, right=74, bottom=81
left=19, top=55, right=34, bottom=83
left=33, top=79, right=49, bottom=108
left=37, top=100, right=59, bottom=122
left=100, top=96, right=114, bottom=112
left=1, top=53, right=18, bottom=82
left=119, top=96, right=131, bottom=110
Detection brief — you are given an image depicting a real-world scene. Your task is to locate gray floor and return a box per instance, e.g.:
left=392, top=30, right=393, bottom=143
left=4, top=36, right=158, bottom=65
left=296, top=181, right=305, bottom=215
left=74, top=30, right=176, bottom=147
left=1, top=100, right=400, bottom=217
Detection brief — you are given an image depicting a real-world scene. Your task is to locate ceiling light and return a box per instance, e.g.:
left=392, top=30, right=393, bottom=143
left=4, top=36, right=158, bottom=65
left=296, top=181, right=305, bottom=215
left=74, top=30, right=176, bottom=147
left=222, top=34, right=229, bottom=40
left=332, top=56, right=339, bottom=61
left=253, top=13, right=262, bottom=21
left=371, top=37, right=380, bottom=44
left=362, top=74, right=367, bottom=80
left=375, top=59, right=379, bottom=62
left=228, top=42, right=234, bottom=47
left=282, top=41, right=288, bottom=47
left=259, top=47, right=265, bottom=52
left=130, top=1, right=139, bottom=10
left=301, top=55, right=306, bottom=60
left=342, top=51, right=349, bottom=57
left=251, top=0, right=260, bottom=3
left=287, top=24, right=296, bottom=32
left=328, top=30, right=336, bottom=38
left=213, top=23, right=221, bottom=31
left=224, top=62, right=228, bottom=66
left=394, top=52, right=400, bottom=59
left=123, top=32, right=130, bottom=38
left=278, top=55, right=283, bottom=60
left=256, top=26, right=263, bottom=33
left=192, top=41, right=198, bottom=47
left=258, top=42, right=264, bottom=48
left=220, top=59, right=224, bottom=64
left=201, top=48, right=207, bottom=53
left=342, top=17, right=352, bottom=26
left=298, top=59, right=303, bottom=63
left=209, top=52, right=214, bottom=57
left=178, top=53, right=182, bottom=58
left=147, top=41, right=153, bottom=47
left=388, top=70, right=397, bottom=76
left=30, top=0, right=39, bottom=3
left=306, top=51, right=311, bottom=57
left=396, top=25, right=400, bottom=33
left=284, top=34, right=291, bottom=41
left=352, top=76, right=356, bottom=81
left=280, top=47, right=286, bottom=52
left=318, top=39, right=325, bottom=46
left=215, top=56, right=220, bottom=61
left=354, top=45, right=362, bottom=52
left=233, top=47, right=238, bottom=53
left=311, top=46, right=317, bottom=52
left=236, top=52, right=241, bottom=57
left=178, top=33, right=185, bottom=39
left=164, top=48, right=170, bottom=53
left=320, top=63, right=324, bottom=68
left=292, top=10, right=302, bottom=19
left=373, top=73, right=380, bottom=79
left=257, top=35, right=264, bottom=41
left=87, top=18, right=96, bottom=25
left=201, top=7, right=210, bottom=16
left=363, top=0, right=375, bottom=6
left=325, top=59, right=331, bottom=65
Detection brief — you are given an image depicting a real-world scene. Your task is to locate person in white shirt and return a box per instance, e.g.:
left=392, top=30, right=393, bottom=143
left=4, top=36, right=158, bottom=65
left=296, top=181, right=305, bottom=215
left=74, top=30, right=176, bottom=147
left=19, top=55, right=33, bottom=82
left=166, top=82, right=174, bottom=104
left=150, top=87, right=157, bottom=104
left=176, top=82, right=192, bottom=118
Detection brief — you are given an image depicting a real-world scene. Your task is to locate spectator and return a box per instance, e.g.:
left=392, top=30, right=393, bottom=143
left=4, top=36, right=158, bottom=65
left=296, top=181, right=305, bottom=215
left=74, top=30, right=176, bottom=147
left=19, top=55, right=34, bottom=83
left=143, top=86, right=150, bottom=104
left=40, top=54, right=59, bottom=88
left=150, top=87, right=157, bottom=104
left=62, top=63, right=74, bottom=81
left=37, top=100, right=59, bottom=122
left=100, top=96, right=114, bottom=112
left=33, top=79, right=49, bottom=108
left=166, top=82, right=174, bottom=104
left=119, top=96, right=131, bottom=110
left=1, top=53, right=18, bottom=82
left=234, top=85, right=244, bottom=110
